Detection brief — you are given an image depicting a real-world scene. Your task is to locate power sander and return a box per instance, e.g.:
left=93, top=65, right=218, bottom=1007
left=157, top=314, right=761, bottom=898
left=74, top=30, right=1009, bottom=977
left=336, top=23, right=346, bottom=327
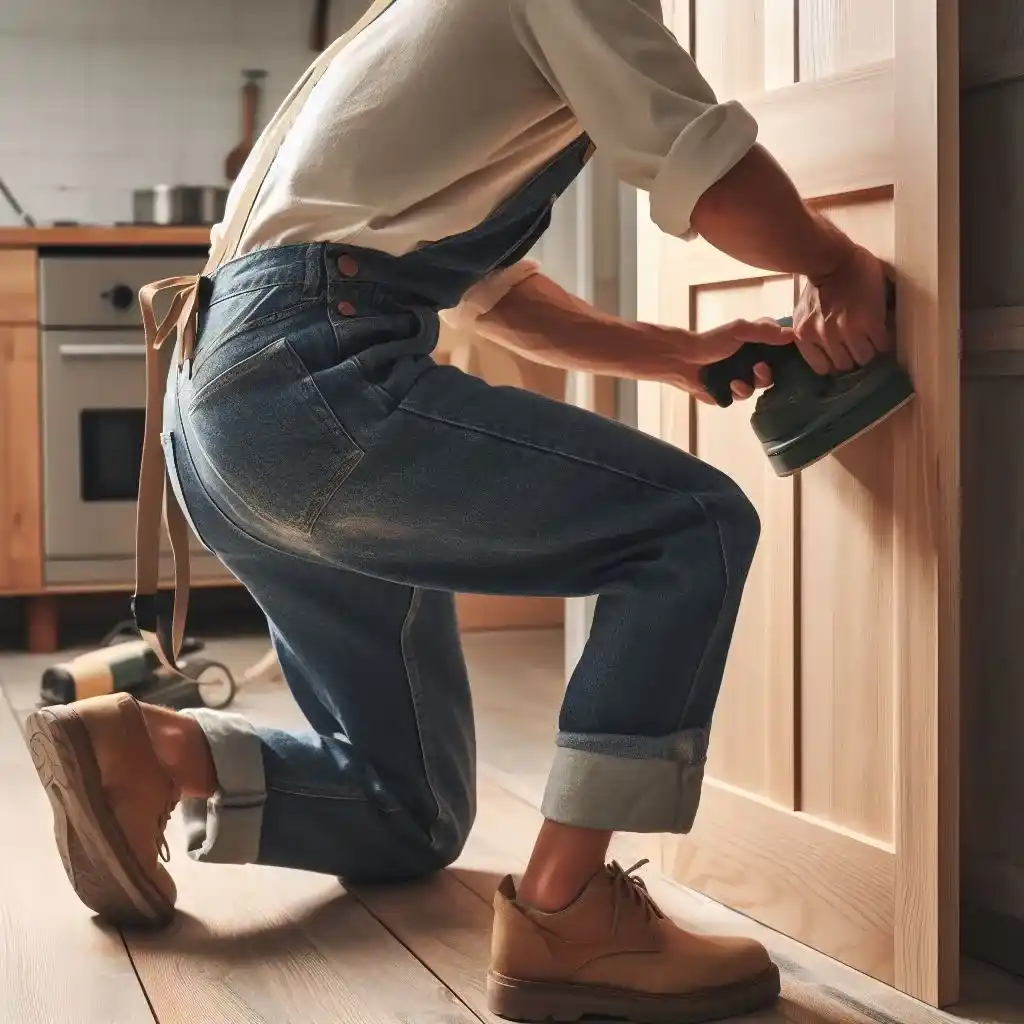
left=38, top=620, right=237, bottom=711
left=699, top=281, right=913, bottom=476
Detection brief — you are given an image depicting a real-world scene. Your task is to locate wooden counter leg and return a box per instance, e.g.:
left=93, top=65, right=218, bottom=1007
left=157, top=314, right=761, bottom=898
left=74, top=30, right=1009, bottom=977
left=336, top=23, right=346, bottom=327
left=26, top=595, right=59, bottom=654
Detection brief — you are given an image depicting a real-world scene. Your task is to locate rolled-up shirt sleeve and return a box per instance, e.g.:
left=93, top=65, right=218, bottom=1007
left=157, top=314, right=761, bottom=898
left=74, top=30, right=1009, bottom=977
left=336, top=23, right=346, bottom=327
left=508, top=0, right=758, bottom=239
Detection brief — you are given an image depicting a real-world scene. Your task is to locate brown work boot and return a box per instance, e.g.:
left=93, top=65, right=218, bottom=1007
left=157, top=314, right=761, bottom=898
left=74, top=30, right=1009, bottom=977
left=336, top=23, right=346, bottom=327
left=488, top=860, right=780, bottom=1023
left=25, top=694, right=180, bottom=927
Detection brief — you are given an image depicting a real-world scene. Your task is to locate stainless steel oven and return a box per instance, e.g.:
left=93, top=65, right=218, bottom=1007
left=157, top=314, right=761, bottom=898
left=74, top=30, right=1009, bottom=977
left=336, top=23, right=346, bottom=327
left=39, top=251, right=233, bottom=587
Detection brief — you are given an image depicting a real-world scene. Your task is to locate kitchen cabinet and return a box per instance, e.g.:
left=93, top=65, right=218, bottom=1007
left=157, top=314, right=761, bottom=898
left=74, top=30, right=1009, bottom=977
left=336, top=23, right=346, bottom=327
left=0, top=228, right=563, bottom=649
left=635, top=0, right=959, bottom=1007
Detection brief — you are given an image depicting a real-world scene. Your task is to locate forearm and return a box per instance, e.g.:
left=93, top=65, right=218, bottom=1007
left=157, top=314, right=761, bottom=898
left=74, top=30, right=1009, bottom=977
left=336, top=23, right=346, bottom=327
left=466, top=272, right=684, bottom=382
left=690, top=144, right=856, bottom=283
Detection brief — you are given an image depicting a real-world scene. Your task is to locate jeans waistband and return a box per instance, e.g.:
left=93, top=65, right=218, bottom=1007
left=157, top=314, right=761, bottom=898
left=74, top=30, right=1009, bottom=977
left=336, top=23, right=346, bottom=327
left=202, top=241, right=483, bottom=314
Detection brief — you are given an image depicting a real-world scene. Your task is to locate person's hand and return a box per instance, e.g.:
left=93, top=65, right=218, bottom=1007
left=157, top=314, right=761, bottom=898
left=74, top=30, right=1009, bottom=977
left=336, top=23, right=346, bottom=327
left=794, top=245, right=891, bottom=374
left=665, top=318, right=795, bottom=405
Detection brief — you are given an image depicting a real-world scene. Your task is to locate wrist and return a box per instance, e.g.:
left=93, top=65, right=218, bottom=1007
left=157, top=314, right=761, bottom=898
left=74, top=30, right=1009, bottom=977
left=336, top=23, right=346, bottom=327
left=804, top=212, right=859, bottom=286
left=642, top=323, right=698, bottom=385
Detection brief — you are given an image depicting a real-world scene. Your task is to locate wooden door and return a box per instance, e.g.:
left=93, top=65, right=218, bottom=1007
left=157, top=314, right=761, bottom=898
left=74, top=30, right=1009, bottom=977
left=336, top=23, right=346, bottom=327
left=636, top=0, right=960, bottom=1005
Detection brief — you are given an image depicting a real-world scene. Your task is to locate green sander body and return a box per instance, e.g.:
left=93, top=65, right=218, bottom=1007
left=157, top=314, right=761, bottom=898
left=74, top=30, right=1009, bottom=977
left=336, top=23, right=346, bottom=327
left=699, top=282, right=914, bottom=476
left=39, top=623, right=237, bottom=711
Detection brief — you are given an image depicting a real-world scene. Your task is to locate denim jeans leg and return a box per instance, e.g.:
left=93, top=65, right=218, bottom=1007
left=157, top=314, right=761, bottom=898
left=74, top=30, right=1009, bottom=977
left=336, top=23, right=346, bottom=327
left=165, top=260, right=759, bottom=873
left=304, top=361, right=760, bottom=837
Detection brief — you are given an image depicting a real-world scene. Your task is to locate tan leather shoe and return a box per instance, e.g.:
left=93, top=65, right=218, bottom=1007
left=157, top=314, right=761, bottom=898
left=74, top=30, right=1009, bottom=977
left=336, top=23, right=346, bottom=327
left=25, top=694, right=181, bottom=927
left=488, top=860, right=780, bottom=1023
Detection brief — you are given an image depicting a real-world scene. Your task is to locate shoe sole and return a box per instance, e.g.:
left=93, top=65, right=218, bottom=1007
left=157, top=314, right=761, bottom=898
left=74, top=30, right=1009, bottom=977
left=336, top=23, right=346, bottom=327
left=24, top=705, right=174, bottom=927
left=487, top=963, right=781, bottom=1023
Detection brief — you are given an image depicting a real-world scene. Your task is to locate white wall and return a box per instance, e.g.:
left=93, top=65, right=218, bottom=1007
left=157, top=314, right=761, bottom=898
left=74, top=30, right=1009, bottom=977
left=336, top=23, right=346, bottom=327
left=0, top=0, right=367, bottom=226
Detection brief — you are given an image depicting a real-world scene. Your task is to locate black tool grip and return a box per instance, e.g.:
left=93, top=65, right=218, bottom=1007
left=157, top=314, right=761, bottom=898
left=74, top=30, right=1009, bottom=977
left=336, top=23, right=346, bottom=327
left=698, top=279, right=896, bottom=408
left=699, top=325, right=795, bottom=408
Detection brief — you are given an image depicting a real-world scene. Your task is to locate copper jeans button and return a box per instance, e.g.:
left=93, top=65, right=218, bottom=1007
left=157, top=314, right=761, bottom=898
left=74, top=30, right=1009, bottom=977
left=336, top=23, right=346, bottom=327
left=337, top=301, right=357, bottom=316
left=337, top=255, right=359, bottom=277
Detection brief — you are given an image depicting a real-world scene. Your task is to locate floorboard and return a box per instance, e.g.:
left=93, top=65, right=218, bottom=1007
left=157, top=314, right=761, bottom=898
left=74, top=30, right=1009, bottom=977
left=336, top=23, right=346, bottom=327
left=5, top=629, right=1024, bottom=1023
left=123, top=815, right=483, bottom=1024
left=0, top=688, right=155, bottom=1024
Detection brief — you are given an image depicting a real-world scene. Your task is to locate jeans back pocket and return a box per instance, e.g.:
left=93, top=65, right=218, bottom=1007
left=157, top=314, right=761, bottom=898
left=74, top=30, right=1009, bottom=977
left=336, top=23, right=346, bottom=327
left=185, top=336, right=365, bottom=540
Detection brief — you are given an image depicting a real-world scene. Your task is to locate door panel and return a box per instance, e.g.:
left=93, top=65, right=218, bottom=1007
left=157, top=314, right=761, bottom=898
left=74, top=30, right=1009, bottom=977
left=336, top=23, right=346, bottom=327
left=799, top=0, right=894, bottom=77
left=636, top=0, right=959, bottom=1005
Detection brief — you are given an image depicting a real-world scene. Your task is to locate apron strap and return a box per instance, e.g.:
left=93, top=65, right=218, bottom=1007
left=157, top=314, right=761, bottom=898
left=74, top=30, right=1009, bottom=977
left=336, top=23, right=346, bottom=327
left=132, top=0, right=399, bottom=672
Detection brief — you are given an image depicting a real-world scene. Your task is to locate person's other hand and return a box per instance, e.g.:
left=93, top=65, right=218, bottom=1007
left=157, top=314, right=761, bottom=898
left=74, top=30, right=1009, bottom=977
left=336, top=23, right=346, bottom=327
left=668, top=317, right=795, bottom=405
left=794, top=246, right=891, bottom=374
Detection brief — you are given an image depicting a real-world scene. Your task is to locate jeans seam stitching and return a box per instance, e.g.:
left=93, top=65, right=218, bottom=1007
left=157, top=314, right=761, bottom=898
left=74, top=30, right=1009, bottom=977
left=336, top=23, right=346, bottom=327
left=671, top=494, right=733, bottom=731
left=399, top=406, right=694, bottom=499
left=265, top=783, right=402, bottom=807
left=400, top=588, right=445, bottom=844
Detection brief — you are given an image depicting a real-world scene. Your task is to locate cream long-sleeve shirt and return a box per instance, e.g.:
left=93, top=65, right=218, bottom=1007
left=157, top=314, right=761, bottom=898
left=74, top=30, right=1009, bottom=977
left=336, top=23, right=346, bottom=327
left=222, top=0, right=757, bottom=321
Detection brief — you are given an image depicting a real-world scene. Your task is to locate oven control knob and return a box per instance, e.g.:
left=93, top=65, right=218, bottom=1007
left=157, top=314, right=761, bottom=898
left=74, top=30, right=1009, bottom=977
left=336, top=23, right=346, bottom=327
left=102, top=284, right=135, bottom=310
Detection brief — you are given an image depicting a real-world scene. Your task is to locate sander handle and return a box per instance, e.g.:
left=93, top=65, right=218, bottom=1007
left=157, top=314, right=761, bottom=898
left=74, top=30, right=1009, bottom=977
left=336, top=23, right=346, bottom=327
left=699, top=279, right=896, bottom=408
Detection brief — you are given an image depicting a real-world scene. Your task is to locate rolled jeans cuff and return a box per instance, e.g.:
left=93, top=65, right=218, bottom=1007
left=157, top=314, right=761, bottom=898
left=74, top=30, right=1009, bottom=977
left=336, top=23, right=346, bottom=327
left=179, top=708, right=266, bottom=864
left=540, top=728, right=708, bottom=834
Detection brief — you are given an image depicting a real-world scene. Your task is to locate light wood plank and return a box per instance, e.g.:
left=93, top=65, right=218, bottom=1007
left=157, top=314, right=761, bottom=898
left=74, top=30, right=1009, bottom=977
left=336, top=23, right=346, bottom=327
left=0, top=249, right=37, bottom=323
left=124, top=817, right=482, bottom=1024
left=0, top=691, right=155, bottom=1024
left=892, top=0, right=961, bottom=1004
left=764, top=0, right=798, bottom=89
left=0, top=326, right=43, bottom=594
left=0, top=227, right=210, bottom=249
left=795, top=197, right=897, bottom=843
left=691, top=277, right=798, bottom=806
left=798, top=0, right=894, bottom=80
left=694, top=0, right=766, bottom=99
left=665, top=781, right=896, bottom=984
left=746, top=63, right=894, bottom=201
left=352, top=871, right=502, bottom=1024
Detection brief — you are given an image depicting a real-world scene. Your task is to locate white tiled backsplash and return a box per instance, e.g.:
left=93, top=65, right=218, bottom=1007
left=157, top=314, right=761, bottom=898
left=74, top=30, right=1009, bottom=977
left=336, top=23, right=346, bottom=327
left=0, top=0, right=369, bottom=226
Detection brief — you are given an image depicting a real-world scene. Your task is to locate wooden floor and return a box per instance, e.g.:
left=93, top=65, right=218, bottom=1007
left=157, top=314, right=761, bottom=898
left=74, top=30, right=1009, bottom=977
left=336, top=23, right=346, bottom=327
left=2, top=630, right=1024, bottom=1024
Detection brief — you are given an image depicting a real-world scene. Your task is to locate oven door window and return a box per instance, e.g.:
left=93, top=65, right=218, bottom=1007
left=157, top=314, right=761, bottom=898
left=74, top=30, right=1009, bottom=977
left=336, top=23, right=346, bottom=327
left=79, top=409, right=146, bottom=502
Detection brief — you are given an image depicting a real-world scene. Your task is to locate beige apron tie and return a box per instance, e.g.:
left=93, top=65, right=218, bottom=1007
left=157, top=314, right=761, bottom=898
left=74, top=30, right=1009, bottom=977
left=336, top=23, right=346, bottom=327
left=134, top=0, right=398, bottom=673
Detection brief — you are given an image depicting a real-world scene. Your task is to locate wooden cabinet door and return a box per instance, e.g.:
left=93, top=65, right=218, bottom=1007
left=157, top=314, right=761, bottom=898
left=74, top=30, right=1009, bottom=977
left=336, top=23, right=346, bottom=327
left=636, top=0, right=960, bottom=1005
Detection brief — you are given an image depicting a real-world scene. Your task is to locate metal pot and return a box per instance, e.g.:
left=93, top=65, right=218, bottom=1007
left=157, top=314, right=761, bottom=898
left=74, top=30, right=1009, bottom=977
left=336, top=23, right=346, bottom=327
left=133, top=185, right=229, bottom=226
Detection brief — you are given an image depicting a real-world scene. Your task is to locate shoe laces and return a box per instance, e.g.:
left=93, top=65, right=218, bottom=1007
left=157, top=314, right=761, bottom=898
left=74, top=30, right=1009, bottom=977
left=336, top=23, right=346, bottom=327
left=609, top=859, right=665, bottom=931
left=156, top=791, right=178, bottom=864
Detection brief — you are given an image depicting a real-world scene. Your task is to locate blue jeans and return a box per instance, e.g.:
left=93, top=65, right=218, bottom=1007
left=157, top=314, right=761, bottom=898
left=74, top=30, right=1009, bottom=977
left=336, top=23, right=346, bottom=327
left=165, top=243, right=760, bottom=883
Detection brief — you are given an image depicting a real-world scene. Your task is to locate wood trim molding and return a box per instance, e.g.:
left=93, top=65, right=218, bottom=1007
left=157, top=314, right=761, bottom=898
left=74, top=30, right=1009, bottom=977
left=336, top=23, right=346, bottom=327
left=962, top=351, right=1024, bottom=378
left=0, top=250, right=38, bottom=324
left=0, top=326, right=43, bottom=593
left=662, top=781, right=896, bottom=984
left=961, top=44, right=1024, bottom=92
left=962, top=903, right=1024, bottom=979
left=0, top=227, right=211, bottom=248
left=962, top=306, right=1024, bottom=353
left=892, top=0, right=961, bottom=1004
left=747, top=61, right=894, bottom=200
left=762, top=0, right=797, bottom=90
